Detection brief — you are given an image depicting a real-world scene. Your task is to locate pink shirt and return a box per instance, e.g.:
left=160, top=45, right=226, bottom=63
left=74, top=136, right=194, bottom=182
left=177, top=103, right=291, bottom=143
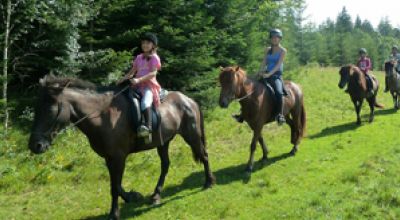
left=357, top=57, right=371, bottom=74
left=132, top=53, right=162, bottom=107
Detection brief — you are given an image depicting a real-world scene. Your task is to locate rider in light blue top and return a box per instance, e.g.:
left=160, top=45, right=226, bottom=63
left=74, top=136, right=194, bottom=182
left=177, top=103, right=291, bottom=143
left=259, top=29, right=287, bottom=125
left=232, top=29, right=287, bottom=125
left=265, top=48, right=283, bottom=75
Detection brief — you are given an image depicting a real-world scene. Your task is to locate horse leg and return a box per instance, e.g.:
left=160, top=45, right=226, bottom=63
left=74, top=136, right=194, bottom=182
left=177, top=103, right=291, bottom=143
left=353, top=100, right=362, bottom=125
left=246, top=132, right=260, bottom=173
left=105, top=156, right=127, bottom=220
left=368, top=97, right=375, bottom=123
left=285, top=116, right=298, bottom=155
left=151, top=142, right=170, bottom=205
left=181, top=130, right=216, bottom=189
left=258, top=136, right=269, bottom=161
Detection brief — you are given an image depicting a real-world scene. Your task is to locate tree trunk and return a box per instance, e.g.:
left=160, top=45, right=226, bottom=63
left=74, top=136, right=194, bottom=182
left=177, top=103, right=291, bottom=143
left=2, top=0, right=11, bottom=136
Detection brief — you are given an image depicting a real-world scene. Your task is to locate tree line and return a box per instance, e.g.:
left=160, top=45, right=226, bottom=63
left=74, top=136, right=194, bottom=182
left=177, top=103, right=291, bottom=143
left=1, top=0, right=399, bottom=134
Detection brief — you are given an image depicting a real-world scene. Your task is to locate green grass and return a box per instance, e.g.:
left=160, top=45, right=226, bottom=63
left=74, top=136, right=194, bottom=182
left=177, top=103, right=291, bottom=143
left=2, top=67, right=400, bottom=219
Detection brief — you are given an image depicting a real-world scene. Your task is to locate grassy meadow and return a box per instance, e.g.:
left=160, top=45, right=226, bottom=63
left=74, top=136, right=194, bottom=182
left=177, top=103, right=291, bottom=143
left=1, top=67, right=400, bottom=219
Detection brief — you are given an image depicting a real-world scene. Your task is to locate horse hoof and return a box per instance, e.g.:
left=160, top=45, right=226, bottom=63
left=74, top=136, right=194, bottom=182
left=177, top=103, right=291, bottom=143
left=289, top=149, right=297, bottom=156
left=108, top=211, right=120, bottom=220
left=204, top=176, right=216, bottom=189
left=151, top=194, right=162, bottom=206
left=123, top=191, right=143, bottom=203
left=203, top=182, right=213, bottom=189
left=260, top=157, right=268, bottom=165
left=356, top=121, right=361, bottom=125
left=245, top=166, right=253, bottom=173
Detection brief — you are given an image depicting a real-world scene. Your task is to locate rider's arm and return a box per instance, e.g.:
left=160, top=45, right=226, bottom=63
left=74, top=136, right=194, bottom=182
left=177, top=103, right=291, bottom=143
left=263, top=48, right=286, bottom=78
left=133, top=69, right=157, bottom=84
left=366, top=58, right=372, bottom=71
left=126, top=66, right=137, bottom=78
left=131, top=56, right=160, bottom=84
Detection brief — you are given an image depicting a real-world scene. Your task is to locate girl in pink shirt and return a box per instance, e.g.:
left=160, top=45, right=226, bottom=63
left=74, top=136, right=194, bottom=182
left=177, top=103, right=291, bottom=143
left=119, top=33, right=161, bottom=139
left=357, top=48, right=374, bottom=96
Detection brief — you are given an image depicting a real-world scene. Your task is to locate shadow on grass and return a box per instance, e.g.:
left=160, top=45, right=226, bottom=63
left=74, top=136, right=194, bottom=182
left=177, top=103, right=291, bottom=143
left=308, top=121, right=359, bottom=139
left=308, top=108, right=397, bottom=140
left=80, top=152, right=293, bottom=220
left=375, top=108, right=398, bottom=116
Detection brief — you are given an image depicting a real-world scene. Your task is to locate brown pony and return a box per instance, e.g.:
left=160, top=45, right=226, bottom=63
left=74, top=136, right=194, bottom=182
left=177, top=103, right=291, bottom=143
left=28, top=75, right=215, bottom=220
left=338, top=64, right=384, bottom=124
left=218, top=66, right=306, bottom=173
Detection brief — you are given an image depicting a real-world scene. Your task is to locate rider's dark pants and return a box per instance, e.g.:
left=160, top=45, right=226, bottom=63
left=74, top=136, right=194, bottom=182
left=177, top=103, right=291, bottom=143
left=262, top=74, right=284, bottom=115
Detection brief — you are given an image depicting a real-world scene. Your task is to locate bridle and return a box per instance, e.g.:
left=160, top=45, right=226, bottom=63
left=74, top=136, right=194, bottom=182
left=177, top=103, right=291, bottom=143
left=221, top=69, right=254, bottom=103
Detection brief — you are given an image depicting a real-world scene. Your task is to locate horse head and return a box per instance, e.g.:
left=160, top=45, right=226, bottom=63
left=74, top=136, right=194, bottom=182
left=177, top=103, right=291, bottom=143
left=218, top=66, right=246, bottom=108
left=28, top=75, right=72, bottom=154
left=338, top=65, right=353, bottom=89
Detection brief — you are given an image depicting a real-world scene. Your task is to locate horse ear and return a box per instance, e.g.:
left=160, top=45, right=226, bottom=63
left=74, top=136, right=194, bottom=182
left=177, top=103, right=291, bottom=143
left=235, top=66, right=240, bottom=71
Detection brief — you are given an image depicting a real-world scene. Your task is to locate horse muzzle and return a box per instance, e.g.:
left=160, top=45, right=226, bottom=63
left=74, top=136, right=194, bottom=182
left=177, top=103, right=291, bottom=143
left=28, top=135, right=51, bottom=154
left=219, top=98, right=230, bottom=108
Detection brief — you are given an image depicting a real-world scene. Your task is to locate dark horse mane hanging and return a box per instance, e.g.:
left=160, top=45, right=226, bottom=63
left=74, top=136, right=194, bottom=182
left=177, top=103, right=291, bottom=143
left=40, top=74, right=97, bottom=90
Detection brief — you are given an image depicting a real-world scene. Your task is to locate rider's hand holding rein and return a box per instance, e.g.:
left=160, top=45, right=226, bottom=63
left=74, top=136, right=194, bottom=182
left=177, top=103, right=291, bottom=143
left=117, top=66, right=137, bottom=85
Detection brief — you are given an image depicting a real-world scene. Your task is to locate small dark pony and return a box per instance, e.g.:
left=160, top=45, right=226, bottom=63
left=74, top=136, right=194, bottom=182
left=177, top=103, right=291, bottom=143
left=338, top=64, right=384, bottom=124
left=219, top=66, right=306, bottom=173
left=28, top=75, right=215, bottom=220
left=384, top=61, right=400, bottom=109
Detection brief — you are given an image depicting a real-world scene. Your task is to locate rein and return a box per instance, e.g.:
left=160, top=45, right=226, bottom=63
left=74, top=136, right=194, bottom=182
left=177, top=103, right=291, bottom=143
left=234, top=90, right=254, bottom=102
left=233, top=73, right=255, bottom=102
left=68, top=84, right=131, bottom=127
left=69, top=84, right=130, bottom=127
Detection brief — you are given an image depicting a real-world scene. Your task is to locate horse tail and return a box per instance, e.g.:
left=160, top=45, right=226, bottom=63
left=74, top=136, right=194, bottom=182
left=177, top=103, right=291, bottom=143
left=299, top=99, right=306, bottom=138
left=187, top=102, right=207, bottom=163
left=200, top=108, right=207, bottom=150
left=374, top=101, right=384, bottom=109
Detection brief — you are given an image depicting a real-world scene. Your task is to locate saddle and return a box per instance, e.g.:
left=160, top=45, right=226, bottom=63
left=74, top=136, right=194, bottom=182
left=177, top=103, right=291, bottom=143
left=125, top=88, right=161, bottom=133
left=264, top=84, right=279, bottom=118
left=262, top=81, right=289, bottom=118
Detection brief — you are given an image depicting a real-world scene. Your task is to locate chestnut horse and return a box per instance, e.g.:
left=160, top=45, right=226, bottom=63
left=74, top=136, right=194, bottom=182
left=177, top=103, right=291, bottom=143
left=384, top=61, right=400, bottom=109
left=218, top=66, right=306, bottom=173
left=338, top=65, right=384, bottom=124
left=28, top=75, right=215, bottom=220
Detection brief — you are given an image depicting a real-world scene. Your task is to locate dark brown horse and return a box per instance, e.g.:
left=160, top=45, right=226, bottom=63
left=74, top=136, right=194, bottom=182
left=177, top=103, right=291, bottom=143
left=218, top=66, right=306, bottom=173
left=28, top=75, right=215, bottom=220
left=384, top=61, right=400, bottom=109
left=338, top=65, right=384, bottom=124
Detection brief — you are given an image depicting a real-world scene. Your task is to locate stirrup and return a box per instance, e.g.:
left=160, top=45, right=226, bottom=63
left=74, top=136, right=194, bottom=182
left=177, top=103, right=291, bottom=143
left=367, top=90, right=374, bottom=97
left=276, top=114, right=286, bottom=126
left=232, top=114, right=244, bottom=123
left=137, top=125, right=151, bottom=137
left=384, top=88, right=389, bottom=93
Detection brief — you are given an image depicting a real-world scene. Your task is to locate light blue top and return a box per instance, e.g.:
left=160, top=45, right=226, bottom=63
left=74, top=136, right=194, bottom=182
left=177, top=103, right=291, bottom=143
left=265, top=49, right=284, bottom=75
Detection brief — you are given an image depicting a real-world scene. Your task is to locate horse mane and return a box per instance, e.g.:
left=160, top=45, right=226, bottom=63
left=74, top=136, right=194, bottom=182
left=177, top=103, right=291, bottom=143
left=343, top=64, right=367, bottom=90
left=220, top=66, right=247, bottom=77
left=39, top=74, right=98, bottom=91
